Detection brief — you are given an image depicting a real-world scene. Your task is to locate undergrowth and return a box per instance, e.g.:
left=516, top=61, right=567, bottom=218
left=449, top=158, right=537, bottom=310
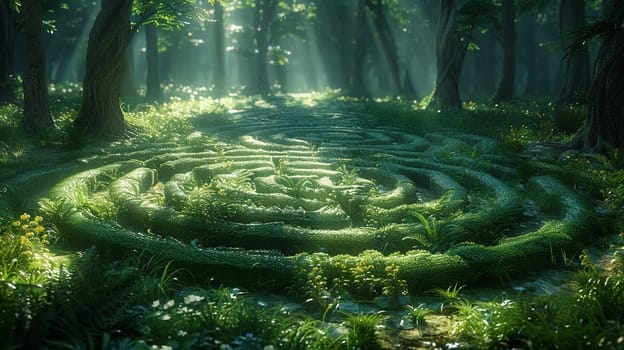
left=450, top=248, right=624, bottom=349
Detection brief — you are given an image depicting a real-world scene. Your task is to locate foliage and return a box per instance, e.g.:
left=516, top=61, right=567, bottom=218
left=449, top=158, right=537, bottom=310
left=132, top=0, right=205, bottom=31
left=344, top=312, right=386, bottom=349
left=455, top=0, right=501, bottom=49
left=276, top=175, right=312, bottom=198
left=0, top=213, right=55, bottom=347
left=138, top=287, right=341, bottom=349
left=404, top=304, right=431, bottom=326
left=295, top=251, right=408, bottom=309
left=403, top=213, right=441, bottom=253
left=0, top=213, right=51, bottom=274
left=337, top=164, right=359, bottom=186
left=225, top=0, right=316, bottom=66
left=451, top=251, right=624, bottom=348
left=181, top=170, right=251, bottom=220
left=431, top=283, right=465, bottom=313
left=38, top=197, right=76, bottom=226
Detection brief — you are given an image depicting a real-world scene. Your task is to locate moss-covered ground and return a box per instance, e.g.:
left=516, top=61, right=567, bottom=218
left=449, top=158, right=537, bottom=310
left=1, top=87, right=624, bottom=348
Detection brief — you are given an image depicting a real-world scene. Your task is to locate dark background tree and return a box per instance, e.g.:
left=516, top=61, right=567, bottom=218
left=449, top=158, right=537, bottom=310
left=252, top=0, right=277, bottom=95
left=364, top=0, right=402, bottom=95
left=557, top=0, right=591, bottom=105
left=493, top=0, right=516, bottom=103
left=212, top=1, right=226, bottom=96
left=0, top=0, right=15, bottom=103
left=21, top=0, right=53, bottom=134
left=145, top=24, right=161, bottom=101
left=430, top=0, right=498, bottom=110
left=573, top=0, right=624, bottom=151
left=350, top=0, right=370, bottom=96
left=430, top=0, right=463, bottom=110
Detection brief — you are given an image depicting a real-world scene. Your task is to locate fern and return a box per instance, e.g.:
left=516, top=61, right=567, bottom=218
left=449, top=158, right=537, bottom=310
left=38, top=197, right=76, bottom=225
left=276, top=175, right=312, bottom=198
left=403, top=213, right=442, bottom=253
left=337, top=164, right=358, bottom=186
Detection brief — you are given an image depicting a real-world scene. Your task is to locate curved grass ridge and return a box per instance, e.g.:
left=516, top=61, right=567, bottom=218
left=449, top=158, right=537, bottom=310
left=41, top=108, right=602, bottom=291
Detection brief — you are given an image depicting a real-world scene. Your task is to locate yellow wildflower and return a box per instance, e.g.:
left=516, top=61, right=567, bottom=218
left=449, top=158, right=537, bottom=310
left=34, top=216, right=43, bottom=223
left=21, top=224, right=29, bottom=231
left=25, top=232, right=34, bottom=238
left=12, top=221, right=20, bottom=227
left=34, top=226, right=45, bottom=234
left=20, top=213, right=30, bottom=221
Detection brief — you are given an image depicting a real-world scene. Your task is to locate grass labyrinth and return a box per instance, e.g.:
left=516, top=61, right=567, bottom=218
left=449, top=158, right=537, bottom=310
left=44, top=106, right=598, bottom=295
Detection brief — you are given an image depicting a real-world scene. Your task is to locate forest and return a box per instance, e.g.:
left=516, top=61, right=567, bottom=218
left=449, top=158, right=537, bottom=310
left=1, top=0, right=624, bottom=348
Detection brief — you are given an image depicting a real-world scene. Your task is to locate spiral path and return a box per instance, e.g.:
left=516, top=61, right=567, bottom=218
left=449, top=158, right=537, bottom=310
left=43, top=107, right=598, bottom=290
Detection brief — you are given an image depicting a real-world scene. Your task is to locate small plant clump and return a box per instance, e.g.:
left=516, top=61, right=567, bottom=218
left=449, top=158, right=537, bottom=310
left=404, top=304, right=432, bottom=326
left=295, top=251, right=408, bottom=312
left=344, top=312, right=387, bottom=349
left=0, top=213, right=56, bottom=347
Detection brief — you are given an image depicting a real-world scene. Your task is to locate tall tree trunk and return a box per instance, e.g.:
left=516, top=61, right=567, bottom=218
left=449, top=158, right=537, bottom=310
left=557, top=0, right=591, bottom=105
left=574, top=1, right=624, bottom=151
left=494, top=0, right=516, bottom=103
left=523, top=10, right=537, bottom=96
left=21, top=0, right=53, bottom=134
left=74, top=0, right=132, bottom=135
left=429, top=0, right=466, bottom=110
left=145, top=24, right=162, bottom=101
left=366, top=0, right=401, bottom=95
left=253, top=0, right=277, bottom=95
left=0, top=0, right=15, bottom=103
left=350, top=0, right=369, bottom=97
left=213, top=2, right=226, bottom=96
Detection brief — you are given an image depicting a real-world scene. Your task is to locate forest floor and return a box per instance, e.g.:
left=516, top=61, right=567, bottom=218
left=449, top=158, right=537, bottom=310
left=1, top=92, right=624, bottom=348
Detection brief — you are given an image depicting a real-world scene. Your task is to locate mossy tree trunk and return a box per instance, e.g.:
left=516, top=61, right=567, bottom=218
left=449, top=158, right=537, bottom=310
left=557, top=0, right=590, bottom=105
left=574, top=0, right=624, bottom=151
left=0, top=0, right=15, bottom=103
left=493, top=0, right=516, bottom=103
left=74, top=0, right=132, bottom=136
left=429, top=0, right=466, bottom=110
left=21, top=0, right=54, bottom=134
left=145, top=24, right=162, bottom=101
